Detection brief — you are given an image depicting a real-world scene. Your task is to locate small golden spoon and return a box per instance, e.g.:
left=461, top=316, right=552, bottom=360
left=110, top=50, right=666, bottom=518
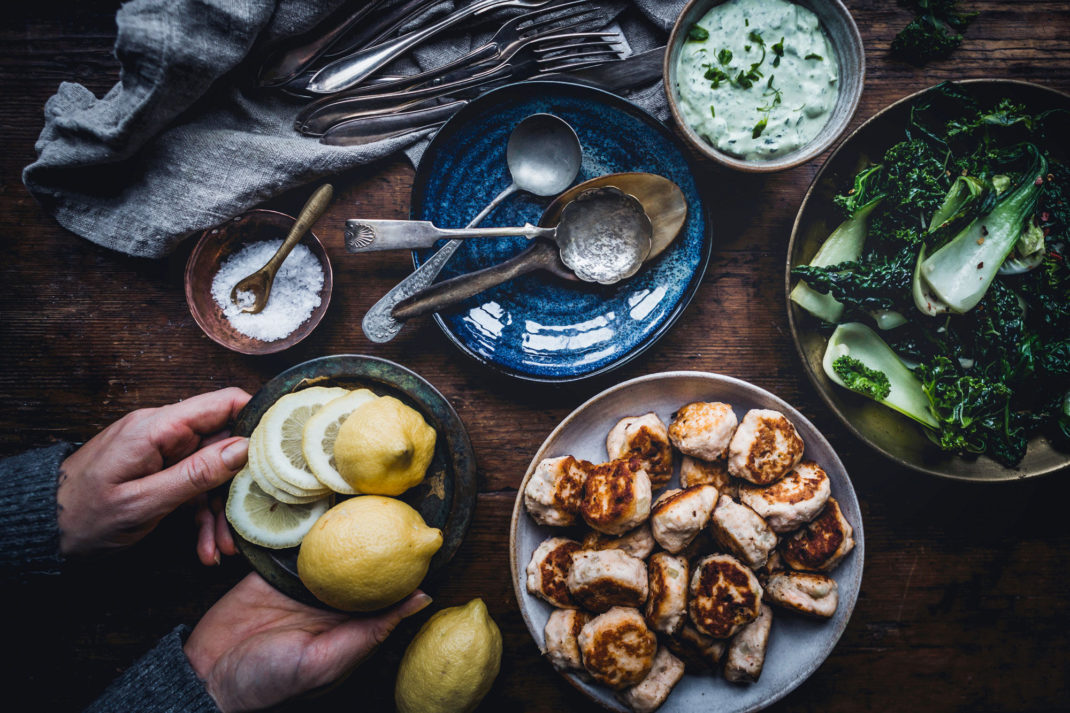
left=230, top=184, right=334, bottom=314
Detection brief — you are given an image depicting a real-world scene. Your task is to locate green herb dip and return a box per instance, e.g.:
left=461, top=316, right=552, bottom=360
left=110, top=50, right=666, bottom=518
left=676, top=0, right=839, bottom=160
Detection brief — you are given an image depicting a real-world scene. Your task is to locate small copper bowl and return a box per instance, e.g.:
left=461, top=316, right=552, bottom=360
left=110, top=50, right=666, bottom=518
left=184, top=209, right=333, bottom=355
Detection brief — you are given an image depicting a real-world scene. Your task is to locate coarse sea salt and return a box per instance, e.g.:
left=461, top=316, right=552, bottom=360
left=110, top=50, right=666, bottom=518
left=211, top=239, right=324, bottom=342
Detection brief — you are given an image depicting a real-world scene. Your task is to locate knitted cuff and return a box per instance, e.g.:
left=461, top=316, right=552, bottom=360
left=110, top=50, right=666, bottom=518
left=83, top=625, right=221, bottom=713
left=0, top=442, right=74, bottom=575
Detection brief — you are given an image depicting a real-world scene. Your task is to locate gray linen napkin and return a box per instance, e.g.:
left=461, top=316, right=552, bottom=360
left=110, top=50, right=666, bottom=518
left=23, top=0, right=684, bottom=259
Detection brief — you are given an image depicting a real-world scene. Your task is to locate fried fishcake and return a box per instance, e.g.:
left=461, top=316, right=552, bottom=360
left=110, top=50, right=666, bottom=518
left=580, top=457, right=652, bottom=536
left=544, top=608, right=591, bottom=672
left=524, top=455, right=590, bottom=527
left=764, top=571, right=838, bottom=619
left=738, top=460, right=831, bottom=533
left=780, top=497, right=855, bottom=572
left=709, top=495, right=778, bottom=569
left=723, top=604, right=773, bottom=684
left=616, top=647, right=685, bottom=713
left=606, top=413, right=674, bottom=488
left=644, top=552, right=689, bottom=635
left=679, top=454, right=730, bottom=491
left=578, top=607, right=658, bottom=689
left=669, top=401, right=738, bottom=461
left=689, top=553, right=763, bottom=639
left=526, top=536, right=583, bottom=609
left=650, top=485, right=719, bottom=554
left=665, top=623, right=727, bottom=672
left=727, top=409, right=805, bottom=485
left=567, top=549, right=649, bottom=612
left=581, top=522, right=656, bottom=561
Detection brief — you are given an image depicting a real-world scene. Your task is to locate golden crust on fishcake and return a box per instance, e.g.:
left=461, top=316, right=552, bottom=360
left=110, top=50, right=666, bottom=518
left=679, top=455, right=730, bottom=491
left=544, top=608, right=591, bottom=672
left=524, top=455, right=591, bottom=526
left=709, top=494, right=778, bottom=569
left=764, top=571, right=838, bottom=619
left=668, top=401, right=738, bottom=461
left=780, top=497, right=855, bottom=572
left=727, top=409, right=805, bottom=485
left=606, top=413, right=674, bottom=488
left=650, top=485, right=719, bottom=554
left=616, top=647, right=685, bottom=713
left=581, top=523, right=656, bottom=560
left=688, top=554, right=763, bottom=639
left=723, top=604, right=773, bottom=684
left=738, top=460, right=831, bottom=533
left=644, top=552, right=689, bottom=635
left=665, top=623, right=727, bottom=672
left=526, top=536, right=583, bottom=609
left=578, top=607, right=658, bottom=689
left=567, top=549, right=649, bottom=612
left=580, top=457, right=652, bottom=535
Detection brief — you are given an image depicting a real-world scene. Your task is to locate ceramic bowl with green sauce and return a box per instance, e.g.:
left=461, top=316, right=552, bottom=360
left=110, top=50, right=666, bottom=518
left=665, top=0, right=864, bottom=172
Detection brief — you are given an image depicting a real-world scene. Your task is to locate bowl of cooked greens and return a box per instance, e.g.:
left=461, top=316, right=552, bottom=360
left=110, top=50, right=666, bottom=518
left=786, top=79, right=1070, bottom=481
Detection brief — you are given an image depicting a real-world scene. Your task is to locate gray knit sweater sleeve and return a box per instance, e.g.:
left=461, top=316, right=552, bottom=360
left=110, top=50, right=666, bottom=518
left=0, top=442, right=73, bottom=575
left=0, top=444, right=221, bottom=712
left=83, top=625, right=221, bottom=713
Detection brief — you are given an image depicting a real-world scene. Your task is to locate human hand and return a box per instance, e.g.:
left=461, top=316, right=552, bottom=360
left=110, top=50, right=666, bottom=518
left=57, top=387, right=251, bottom=564
left=185, top=573, right=432, bottom=712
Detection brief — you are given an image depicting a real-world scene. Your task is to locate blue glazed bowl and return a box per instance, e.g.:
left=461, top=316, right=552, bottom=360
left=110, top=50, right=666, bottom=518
left=411, top=81, right=712, bottom=383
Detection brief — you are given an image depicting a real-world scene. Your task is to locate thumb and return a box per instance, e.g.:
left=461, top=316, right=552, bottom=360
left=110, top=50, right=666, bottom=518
left=138, top=436, right=249, bottom=514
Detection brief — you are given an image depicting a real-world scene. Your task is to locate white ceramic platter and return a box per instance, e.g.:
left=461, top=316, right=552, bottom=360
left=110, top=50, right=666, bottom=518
left=509, top=371, right=864, bottom=712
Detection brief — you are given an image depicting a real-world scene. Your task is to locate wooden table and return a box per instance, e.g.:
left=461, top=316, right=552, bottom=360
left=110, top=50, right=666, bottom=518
left=3, top=2, right=1068, bottom=711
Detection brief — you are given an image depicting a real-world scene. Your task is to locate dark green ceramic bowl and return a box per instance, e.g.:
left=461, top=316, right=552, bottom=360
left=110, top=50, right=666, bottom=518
left=231, top=355, right=477, bottom=608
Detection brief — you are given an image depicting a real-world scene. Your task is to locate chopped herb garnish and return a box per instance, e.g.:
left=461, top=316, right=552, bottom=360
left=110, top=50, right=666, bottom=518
left=717, top=48, right=733, bottom=65
left=735, top=70, right=754, bottom=89
left=805, top=53, right=824, bottom=60
left=710, top=105, right=716, bottom=118
left=745, top=45, right=751, bottom=52
left=745, top=18, right=749, bottom=27
left=772, top=37, right=784, bottom=67
left=688, top=25, right=709, bottom=42
left=704, top=65, right=729, bottom=87
left=748, top=30, right=764, bottom=45
left=752, top=117, right=768, bottom=138
left=767, top=74, right=775, bottom=88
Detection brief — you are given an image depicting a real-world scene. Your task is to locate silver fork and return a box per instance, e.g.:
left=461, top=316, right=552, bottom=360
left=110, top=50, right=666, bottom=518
left=306, top=0, right=561, bottom=94
left=297, top=33, right=622, bottom=135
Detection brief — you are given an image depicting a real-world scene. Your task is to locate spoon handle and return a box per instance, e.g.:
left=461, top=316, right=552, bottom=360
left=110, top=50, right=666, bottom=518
left=266, top=184, right=334, bottom=272
left=391, top=241, right=560, bottom=320
left=345, top=220, right=551, bottom=252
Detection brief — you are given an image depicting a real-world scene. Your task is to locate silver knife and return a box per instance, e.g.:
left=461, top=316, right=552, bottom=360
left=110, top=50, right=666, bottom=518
left=322, top=46, right=665, bottom=146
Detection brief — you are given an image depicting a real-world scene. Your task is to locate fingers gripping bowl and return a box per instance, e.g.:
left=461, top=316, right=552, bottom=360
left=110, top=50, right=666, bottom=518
left=510, top=372, right=863, bottom=713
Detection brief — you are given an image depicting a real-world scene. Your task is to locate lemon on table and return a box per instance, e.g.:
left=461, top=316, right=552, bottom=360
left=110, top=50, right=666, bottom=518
left=258, top=386, right=349, bottom=494
left=334, top=395, right=437, bottom=496
left=395, top=599, right=502, bottom=713
left=301, top=389, right=378, bottom=494
left=225, top=466, right=331, bottom=549
left=297, top=495, right=442, bottom=611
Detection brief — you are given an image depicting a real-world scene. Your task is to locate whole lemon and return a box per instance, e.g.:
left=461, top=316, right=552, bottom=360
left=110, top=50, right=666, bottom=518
left=296, top=496, right=442, bottom=611
left=334, top=395, right=437, bottom=496
left=395, top=599, right=502, bottom=713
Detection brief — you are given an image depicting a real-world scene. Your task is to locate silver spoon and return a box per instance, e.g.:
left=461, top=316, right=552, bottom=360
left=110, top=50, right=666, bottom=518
left=346, top=186, right=652, bottom=284
left=360, top=112, right=582, bottom=343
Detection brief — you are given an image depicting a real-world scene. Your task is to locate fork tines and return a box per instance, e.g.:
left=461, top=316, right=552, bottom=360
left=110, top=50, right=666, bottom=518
left=534, top=33, right=624, bottom=73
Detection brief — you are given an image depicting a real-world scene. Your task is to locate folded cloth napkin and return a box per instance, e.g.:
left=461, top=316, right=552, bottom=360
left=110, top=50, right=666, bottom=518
left=24, top=0, right=684, bottom=258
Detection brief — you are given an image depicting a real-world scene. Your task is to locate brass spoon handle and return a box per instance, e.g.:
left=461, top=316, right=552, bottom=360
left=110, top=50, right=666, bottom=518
left=266, top=184, right=334, bottom=273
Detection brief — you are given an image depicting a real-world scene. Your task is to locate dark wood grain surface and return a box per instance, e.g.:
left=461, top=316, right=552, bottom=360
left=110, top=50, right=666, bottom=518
left=3, top=2, right=1069, bottom=711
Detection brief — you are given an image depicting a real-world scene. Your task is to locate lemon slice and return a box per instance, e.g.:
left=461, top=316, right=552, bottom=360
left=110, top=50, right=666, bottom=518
left=302, top=389, right=378, bottom=494
left=249, top=423, right=330, bottom=499
left=259, top=387, right=349, bottom=493
left=225, top=466, right=331, bottom=549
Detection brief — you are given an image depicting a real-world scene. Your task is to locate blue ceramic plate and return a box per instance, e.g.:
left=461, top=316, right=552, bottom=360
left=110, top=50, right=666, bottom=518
left=411, top=81, right=711, bottom=383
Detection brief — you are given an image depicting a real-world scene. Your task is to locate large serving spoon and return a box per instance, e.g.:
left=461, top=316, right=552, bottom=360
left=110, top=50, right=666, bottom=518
left=347, top=185, right=652, bottom=283
left=389, top=173, right=687, bottom=321
left=361, top=112, right=582, bottom=343
left=229, top=184, right=333, bottom=314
